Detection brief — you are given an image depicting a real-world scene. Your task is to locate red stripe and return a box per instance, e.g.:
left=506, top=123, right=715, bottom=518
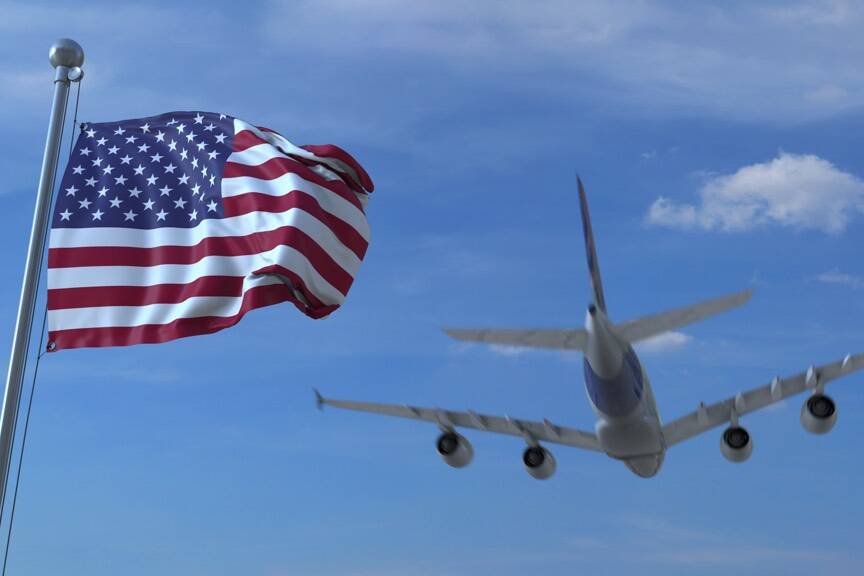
left=301, top=144, right=374, bottom=192
left=48, top=225, right=354, bottom=295
left=225, top=140, right=364, bottom=211
left=48, top=276, right=244, bottom=309
left=222, top=190, right=368, bottom=259
left=233, top=129, right=265, bottom=153
left=48, top=283, right=338, bottom=351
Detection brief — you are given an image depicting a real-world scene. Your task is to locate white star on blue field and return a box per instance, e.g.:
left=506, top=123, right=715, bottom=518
left=0, top=1, right=862, bottom=575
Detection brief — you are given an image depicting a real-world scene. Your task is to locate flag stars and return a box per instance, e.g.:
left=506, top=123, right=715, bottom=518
left=150, top=152, right=163, bottom=163
left=175, top=123, right=186, bottom=133
left=102, top=164, right=114, bottom=175
left=128, top=187, right=143, bottom=198
left=113, top=126, right=126, bottom=135
left=109, top=196, right=123, bottom=208
left=72, top=165, right=84, bottom=174
left=96, top=137, right=108, bottom=146
left=194, top=113, right=204, bottom=124
left=59, top=209, right=72, bottom=221
left=97, top=186, right=109, bottom=197
left=188, top=209, right=198, bottom=221
left=180, top=149, right=189, bottom=160
left=80, top=147, right=91, bottom=156
left=164, top=163, right=177, bottom=174
left=142, top=199, right=155, bottom=211
left=146, top=174, right=158, bottom=186
left=107, top=145, right=119, bottom=155
left=125, top=135, right=137, bottom=144
left=168, top=140, right=178, bottom=152
left=167, top=118, right=177, bottom=126
left=206, top=200, right=218, bottom=212
left=204, top=122, right=215, bottom=132
left=191, top=183, right=201, bottom=195
left=123, top=209, right=138, bottom=222
left=159, top=185, right=172, bottom=196
left=91, top=209, right=104, bottom=221
left=84, top=177, right=97, bottom=187
left=155, top=130, right=165, bottom=142
left=114, top=174, right=128, bottom=185
left=120, top=155, right=133, bottom=165
left=174, top=197, right=188, bottom=210
left=209, top=174, right=215, bottom=186
left=191, top=157, right=199, bottom=169
left=215, top=133, right=226, bottom=144
left=195, top=141, right=207, bottom=151
left=138, top=143, right=151, bottom=153
left=133, top=164, right=145, bottom=176
left=85, top=128, right=96, bottom=138
left=178, top=174, right=190, bottom=185
left=219, top=114, right=226, bottom=120
left=185, top=131, right=196, bottom=142
left=201, top=166, right=208, bottom=178
left=207, top=150, right=219, bottom=160
left=78, top=198, right=92, bottom=210
left=65, top=185, right=79, bottom=196
left=141, top=123, right=151, bottom=133
left=92, top=157, right=103, bottom=167
left=155, top=209, right=168, bottom=221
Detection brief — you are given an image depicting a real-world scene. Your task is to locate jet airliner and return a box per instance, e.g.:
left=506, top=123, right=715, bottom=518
left=316, top=179, right=864, bottom=478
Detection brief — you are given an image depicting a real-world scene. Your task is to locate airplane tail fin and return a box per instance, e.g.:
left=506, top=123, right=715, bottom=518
left=613, top=289, right=753, bottom=344
left=577, top=177, right=607, bottom=312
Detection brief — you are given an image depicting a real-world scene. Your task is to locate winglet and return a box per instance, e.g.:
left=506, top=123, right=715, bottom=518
left=314, top=388, right=325, bottom=411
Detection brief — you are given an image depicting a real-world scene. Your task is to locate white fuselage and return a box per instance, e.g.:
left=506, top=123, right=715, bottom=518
left=582, top=307, right=666, bottom=477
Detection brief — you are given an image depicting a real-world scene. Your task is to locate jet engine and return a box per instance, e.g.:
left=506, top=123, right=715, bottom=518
left=800, top=394, right=837, bottom=435
left=720, top=426, right=753, bottom=463
left=436, top=431, right=473, bottom=468
left=523, top=446, right=556, bottom=480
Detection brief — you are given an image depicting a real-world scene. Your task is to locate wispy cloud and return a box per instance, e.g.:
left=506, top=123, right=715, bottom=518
left=633, top=331, right=693, bottom=354
left=647, top=153, right=864, bottom=234
left=817, top=269, right=864, bottom=288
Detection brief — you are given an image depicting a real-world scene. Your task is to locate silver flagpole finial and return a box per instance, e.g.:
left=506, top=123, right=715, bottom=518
left=49, top=38, right=84, bottom=69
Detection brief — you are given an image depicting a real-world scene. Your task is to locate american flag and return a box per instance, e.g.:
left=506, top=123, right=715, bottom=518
left=47, top=111, right=373, bottom=351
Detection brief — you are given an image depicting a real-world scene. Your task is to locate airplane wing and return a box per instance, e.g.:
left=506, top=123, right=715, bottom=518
left=614, top=289, right=753, bottom=343
left=442, top=328, right=588, bottom=351
left=315, top=391, right=602, bottom=451
left=662, top=351, right=864, bottom=447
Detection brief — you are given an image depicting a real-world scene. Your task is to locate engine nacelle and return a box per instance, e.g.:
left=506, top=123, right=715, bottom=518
left=801, top=394, right=837, bottom=435
left=436, top=431, right=473, bottom=468
left=720, top=426, right=753, bottom=463
left=523, top=446, right=556, bottom=480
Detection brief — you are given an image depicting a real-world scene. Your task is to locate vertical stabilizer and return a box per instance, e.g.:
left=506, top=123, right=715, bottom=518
left=577, top=177, right=607, bottom=312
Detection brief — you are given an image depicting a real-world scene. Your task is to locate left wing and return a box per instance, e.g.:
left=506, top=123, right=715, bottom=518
left=315, top=391, right=602, bottom=452
left=662, top=352, right=864, bottom=447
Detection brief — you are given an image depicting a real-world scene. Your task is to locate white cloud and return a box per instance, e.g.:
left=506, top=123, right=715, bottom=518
left=647, top=153, right=864, bottom=234
left=633, top=331, right=693, bottom=354
left=817, top=269, right=864, bottom=288
left=263, top=0, right=864, bottom=122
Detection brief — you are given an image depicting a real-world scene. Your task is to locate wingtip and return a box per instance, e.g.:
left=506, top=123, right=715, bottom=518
left=314, top=388, right=325, bottom=410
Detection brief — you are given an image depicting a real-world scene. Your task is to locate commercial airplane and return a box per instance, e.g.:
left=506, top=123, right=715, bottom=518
left=316, top=179, right=864, bottom=478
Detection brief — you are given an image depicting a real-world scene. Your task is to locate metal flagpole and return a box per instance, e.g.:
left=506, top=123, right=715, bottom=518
left=0, top=39, right=84, bottom=524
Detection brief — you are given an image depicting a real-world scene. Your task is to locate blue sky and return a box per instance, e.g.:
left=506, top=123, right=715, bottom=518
left=0, top=1, right=863, bottom=574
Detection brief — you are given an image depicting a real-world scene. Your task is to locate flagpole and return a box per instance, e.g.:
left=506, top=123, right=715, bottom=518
left=0, top=39, right=84, bottom=523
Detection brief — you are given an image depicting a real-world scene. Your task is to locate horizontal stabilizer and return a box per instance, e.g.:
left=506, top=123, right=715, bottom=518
left=614, top=289, right=753, bottom=344
left=443, top=328, right=588, bottom=351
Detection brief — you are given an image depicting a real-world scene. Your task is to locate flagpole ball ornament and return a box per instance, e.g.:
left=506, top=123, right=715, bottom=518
left=49, top=39, right=84, bottom=69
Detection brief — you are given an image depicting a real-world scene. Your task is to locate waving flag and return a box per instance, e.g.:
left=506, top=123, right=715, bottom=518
left=47, top=112, right=373, bottom=351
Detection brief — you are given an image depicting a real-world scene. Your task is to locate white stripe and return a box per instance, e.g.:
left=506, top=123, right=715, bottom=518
left=221, top=164, right=369, bottom=239
left=234, top=120, right=366, bottom=192
left=230, top=142, right=353, bottom=187
left=48, top=274, right=285, bottom=331
left=49, top=206, right=364, bottom=273
left=47, top=244, right=347, bottom=305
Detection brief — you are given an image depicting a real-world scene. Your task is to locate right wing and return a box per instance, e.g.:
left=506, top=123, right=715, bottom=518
left=614, top=289, right=753, bottom=343
left=443, top=328, right=588, bottom=351
left=662, top=351, right=864, bottom=447
left=315, top=391, right=602, bottom=452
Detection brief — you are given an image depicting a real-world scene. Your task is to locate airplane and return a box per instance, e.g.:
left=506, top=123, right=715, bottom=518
left=315, top=178, right=864, bottom=479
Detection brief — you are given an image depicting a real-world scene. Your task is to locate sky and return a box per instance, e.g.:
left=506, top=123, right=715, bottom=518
left=0, top=0, right=863, bottom=574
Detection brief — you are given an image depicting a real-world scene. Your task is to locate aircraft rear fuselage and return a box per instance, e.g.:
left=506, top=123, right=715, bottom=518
left=583, top=306, right=665, bottom=477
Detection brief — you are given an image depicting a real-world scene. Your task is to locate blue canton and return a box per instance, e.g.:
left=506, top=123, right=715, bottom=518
left=54, top=111, right=235, bottom=229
